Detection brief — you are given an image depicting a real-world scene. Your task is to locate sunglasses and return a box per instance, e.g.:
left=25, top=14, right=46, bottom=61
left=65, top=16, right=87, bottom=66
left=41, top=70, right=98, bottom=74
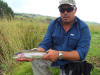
left=59, top=7, right=75, bottom=13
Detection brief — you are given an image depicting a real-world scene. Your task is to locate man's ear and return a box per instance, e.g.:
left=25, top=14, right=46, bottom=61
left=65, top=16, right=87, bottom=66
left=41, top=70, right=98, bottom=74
left=74, top=7, right=77, bottom=14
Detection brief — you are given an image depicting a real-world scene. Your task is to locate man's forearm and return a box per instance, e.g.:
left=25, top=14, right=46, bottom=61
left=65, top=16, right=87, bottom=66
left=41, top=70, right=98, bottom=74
left=61, top=50, right=80, bottom=61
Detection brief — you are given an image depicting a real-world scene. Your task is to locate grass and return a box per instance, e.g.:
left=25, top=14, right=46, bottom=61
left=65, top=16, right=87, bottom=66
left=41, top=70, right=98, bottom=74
left=0, top=17, right=100, bottom=75
left=86, top=24, right=100, bottom=75
left=13, top=62, right=33, bottom=75
left=0, top=17, right=48, bottom=75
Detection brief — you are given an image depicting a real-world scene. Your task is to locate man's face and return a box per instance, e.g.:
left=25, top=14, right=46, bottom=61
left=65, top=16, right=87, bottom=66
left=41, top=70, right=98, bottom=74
left=59, top=4, right=77, bottom=24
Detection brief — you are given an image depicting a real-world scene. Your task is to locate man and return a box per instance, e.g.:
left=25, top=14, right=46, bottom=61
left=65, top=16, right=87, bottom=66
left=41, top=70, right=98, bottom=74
left=17, top=0, right=91, bottom=75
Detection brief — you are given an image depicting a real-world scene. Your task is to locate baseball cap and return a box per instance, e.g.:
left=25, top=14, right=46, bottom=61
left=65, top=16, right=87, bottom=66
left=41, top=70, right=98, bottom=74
left=59, top=0, right=76, bottom=6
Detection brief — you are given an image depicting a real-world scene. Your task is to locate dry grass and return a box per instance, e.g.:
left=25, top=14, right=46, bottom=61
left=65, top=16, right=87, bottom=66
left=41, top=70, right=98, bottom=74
left=0, top=18, right=48, bottom=75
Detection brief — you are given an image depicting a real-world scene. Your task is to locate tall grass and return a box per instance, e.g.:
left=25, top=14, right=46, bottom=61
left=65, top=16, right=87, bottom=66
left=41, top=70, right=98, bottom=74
left=87, top=24, right=100, bottom=75
left=0, top=17, right=48, bottom=75
left=0, top=17, right=100, bottom=75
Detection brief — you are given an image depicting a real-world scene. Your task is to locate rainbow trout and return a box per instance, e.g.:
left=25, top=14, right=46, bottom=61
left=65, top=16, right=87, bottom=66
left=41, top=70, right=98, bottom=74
left=13, top=48, right=47, bottom=59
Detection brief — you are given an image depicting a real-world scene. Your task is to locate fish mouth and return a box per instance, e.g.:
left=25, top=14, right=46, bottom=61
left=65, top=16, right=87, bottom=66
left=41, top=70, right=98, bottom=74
left=13, top=55, right=18, bottom=59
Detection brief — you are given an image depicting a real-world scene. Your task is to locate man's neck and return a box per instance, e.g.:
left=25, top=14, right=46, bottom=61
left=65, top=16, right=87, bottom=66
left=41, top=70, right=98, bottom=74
left=62, top=20, right=74, bottom=32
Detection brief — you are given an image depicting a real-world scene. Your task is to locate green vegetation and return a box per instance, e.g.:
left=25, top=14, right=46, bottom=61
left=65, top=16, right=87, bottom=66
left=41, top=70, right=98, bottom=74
left=0, top=15, right=100, bottom=75
left=0, top=16, right=48, bottom=75
left=87, top=24, right=100, bottom=75
left=13, top=62, right=33, bottom=75
left=0, top=0, right=14, bottom=19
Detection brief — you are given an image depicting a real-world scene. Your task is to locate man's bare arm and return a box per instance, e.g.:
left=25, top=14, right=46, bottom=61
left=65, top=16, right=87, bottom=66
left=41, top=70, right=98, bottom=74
left=62, top=50, right=80, bottom=61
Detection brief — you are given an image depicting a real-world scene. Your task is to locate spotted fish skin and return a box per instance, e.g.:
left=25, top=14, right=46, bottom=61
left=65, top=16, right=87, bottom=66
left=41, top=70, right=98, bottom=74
left=13, top=48, right=47, bottom=59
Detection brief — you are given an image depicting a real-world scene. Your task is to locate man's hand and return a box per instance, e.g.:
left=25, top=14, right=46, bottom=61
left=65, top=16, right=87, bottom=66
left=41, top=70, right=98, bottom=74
left=16, top=57, right=33, bottom=62
left=16, top=47, right=45, bottom=62
left=16, top=53, right=33, bottom=62
left=37, top=47, right=45, bottom=52
left=43, top=49, right=59, bottom=62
